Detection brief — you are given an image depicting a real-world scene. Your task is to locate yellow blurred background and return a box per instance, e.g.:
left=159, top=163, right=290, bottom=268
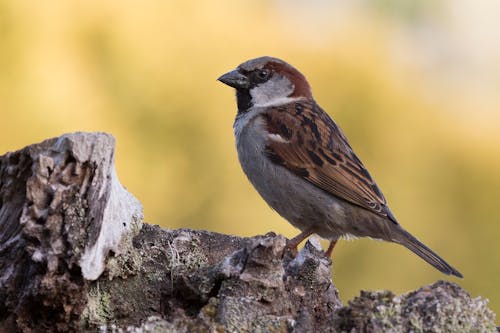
left=1, top=0, right=499, bottom=316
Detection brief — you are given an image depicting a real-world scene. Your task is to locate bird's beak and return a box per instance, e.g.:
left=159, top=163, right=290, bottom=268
left=217, top=69, right=250, bottom=89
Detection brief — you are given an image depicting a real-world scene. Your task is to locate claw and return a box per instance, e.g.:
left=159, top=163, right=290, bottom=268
left=283, top=229, right=314, bottom=258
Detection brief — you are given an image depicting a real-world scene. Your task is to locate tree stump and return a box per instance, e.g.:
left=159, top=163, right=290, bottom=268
left=0, top=133, right=496, bottom=332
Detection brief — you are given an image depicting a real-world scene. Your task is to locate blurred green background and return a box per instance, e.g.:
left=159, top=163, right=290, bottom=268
left=1, top=0, right=499, bottom=316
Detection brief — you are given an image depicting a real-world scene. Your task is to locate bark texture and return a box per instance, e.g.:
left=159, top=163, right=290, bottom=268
left=0, top=132, right=496, bottom=333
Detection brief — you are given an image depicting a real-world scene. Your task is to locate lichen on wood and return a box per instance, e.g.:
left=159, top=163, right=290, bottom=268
left=0, top=132, right=496, bottom=333
left=0, top=132, right=142, bottom=332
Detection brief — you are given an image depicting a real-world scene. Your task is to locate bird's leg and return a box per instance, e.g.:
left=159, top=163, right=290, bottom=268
left=325, top=240, right=338, bottom=257
left=285, top=229, right=314, bottom=256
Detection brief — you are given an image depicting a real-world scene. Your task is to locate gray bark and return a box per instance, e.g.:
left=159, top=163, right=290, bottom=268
left=0, top=132, right=496, bottom=332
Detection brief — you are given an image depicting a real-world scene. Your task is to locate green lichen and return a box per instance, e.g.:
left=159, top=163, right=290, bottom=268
left=146, top=269, right=165, bottom=283
left=81, top=283, right=113, bottom=327
left=106, top=246, right=143, bottom=280
left=251, top=315, right=292, bottom=333
left=335, top=281, right=497, bottom=333
left=100, top=314, right=225, bottom=333
left=106, top=214, right=144, bottom=280
left=200, top=297, right=219, bottom=319
left=166, top=233, right=209, bottom=278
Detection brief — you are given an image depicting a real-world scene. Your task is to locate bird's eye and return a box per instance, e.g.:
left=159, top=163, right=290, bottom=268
left=257, top=69, right=271, bottom=80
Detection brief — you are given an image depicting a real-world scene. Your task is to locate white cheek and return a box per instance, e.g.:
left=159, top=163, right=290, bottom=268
left=250, top=75, right=298, bottom=107
left=254, top=96, right=302, bottom=108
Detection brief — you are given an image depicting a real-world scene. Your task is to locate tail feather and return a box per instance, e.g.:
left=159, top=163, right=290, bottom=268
left=393, top=228, right=463, bottom=278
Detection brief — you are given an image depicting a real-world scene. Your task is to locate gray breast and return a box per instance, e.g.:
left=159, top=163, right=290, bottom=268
left=234, top=111, right=354, bottom=240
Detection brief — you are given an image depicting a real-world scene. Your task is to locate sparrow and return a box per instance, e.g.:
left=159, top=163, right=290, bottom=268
left=218, top=56, right=462, bottom=277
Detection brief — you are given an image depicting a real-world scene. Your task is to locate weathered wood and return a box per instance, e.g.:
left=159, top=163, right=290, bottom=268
left=0, top=133, right=142, bottom=332
left=0, top=133, right=496, bottom=333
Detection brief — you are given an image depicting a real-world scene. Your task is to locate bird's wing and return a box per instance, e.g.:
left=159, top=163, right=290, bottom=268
left=262, top=100, right=397, bottom=222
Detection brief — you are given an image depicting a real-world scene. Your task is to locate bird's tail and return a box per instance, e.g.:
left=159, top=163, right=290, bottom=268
left=392, top=228, right=463, bottom=278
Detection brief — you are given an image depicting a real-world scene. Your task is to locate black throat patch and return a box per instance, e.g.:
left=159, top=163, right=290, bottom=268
left=236, top=89, right=253, bottom=114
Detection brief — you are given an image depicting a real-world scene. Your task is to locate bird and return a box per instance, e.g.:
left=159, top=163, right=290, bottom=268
left=217, top=56, right=462, bottom=278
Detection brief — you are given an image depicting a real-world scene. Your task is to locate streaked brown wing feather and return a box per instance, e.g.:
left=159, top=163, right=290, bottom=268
left=263, top=100, right=397, bottom=222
